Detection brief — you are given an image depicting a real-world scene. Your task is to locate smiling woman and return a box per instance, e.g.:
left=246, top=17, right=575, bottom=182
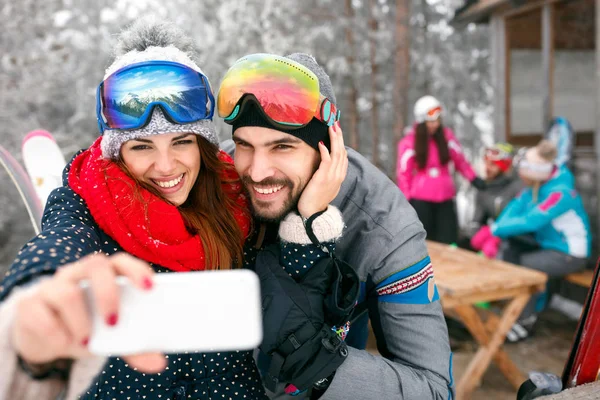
left=0, top=17, right=267, bottom=400
left=119, top=133, right=201, bottom=206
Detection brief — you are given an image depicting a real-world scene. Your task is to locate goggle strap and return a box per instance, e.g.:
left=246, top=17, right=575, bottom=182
left=224, top=104, right=241, bottom=122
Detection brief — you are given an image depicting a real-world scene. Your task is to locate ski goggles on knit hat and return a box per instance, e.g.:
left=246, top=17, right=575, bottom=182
left=485, top=143, right=514, bottom=160
left=485, top=143, right=514, bottom=171
left=96, top=61, right=215, bottom=134
left=217, top=53, right=340, bottom=130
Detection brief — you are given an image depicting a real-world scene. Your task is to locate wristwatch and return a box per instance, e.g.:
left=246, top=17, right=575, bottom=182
left=310, top=371, right=336, bottom=399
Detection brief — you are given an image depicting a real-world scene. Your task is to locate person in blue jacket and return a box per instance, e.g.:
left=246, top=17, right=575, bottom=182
left=491, top=139, right=591, bottom=340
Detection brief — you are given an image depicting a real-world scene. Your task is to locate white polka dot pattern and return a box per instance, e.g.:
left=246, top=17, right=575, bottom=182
left=0, top=154, right=267, bottom=399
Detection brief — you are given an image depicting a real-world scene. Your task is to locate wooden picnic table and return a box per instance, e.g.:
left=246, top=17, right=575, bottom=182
left=427, top=240, right=548, bottom=400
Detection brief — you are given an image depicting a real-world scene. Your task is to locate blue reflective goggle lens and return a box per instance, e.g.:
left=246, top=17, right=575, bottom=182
left=97, top=61, right=215, bottom=132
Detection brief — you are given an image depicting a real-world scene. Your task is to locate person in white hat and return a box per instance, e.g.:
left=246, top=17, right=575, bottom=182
left=396, top=95, right=486, bottom=244
left=490, top=139, right=591, bottom=341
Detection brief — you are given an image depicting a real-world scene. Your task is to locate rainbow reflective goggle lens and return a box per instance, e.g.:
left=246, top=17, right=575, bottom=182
left=97, top=61, right=215, bottom=133
left=217, top=53, right=340, bottom=130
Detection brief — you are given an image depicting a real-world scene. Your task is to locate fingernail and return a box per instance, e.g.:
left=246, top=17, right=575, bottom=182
left=142, top=277, right=153, bottom=290
left=106, top=313, right=119, bottom=326
left=333, top=123, right=337, bottom=133
left=319, top=141, right=324, bottom=146
left=81, top=337, right=89, bottom=347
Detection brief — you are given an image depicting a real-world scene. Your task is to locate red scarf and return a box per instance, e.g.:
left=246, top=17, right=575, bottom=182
left=68, top=137, right=250, bottom=272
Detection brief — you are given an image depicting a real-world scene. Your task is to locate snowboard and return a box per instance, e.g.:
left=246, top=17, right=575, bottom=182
left=22, top=129, right=66, bottom=207
left=0, top=144, right=44, bottom=234
left=562, top=258, right=600, bottom=388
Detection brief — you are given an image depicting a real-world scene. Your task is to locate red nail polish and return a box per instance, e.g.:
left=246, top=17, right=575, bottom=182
left=333, top=123, right=337, bottom=133
left=106, top=313, right=118, bottom=326
left=319, top=141, right=324, bottom=146
left=81, top=337, right=89, bottom=347
left=142, top=277, right=153, bottom=290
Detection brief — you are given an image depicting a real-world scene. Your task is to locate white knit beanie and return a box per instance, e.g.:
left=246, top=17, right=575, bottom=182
left=99, top=17, right=218, bottom=159
left=518, top=140, right=557, bottom=181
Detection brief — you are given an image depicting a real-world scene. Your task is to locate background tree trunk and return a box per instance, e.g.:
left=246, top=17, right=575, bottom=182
left=344, top=0, right=360, bottom=151
left=393, top=0, right=411, bottom=177
left=368, top=0, right=380, bottom=167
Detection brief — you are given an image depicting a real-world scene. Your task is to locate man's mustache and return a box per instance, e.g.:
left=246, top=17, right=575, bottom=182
left=241, top=176, right=292, bottom=188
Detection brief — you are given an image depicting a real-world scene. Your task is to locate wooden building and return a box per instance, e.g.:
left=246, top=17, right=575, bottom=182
left=453, top=0, right=600, bottom=259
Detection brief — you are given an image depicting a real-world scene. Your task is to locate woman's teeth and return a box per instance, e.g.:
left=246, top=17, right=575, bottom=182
left=254, top=185, right=284, bottom=194
left=155, top=174, right=183, bottom=188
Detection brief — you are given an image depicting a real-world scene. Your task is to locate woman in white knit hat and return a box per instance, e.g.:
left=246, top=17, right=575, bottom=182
left=488, top=139, right=591, bottom=341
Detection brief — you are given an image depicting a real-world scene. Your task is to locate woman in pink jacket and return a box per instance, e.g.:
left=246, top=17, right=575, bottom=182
left=397, top=96, right=486, bottom=244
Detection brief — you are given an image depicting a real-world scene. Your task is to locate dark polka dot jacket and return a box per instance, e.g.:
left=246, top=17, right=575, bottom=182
left=0, top=154, right=335, bottom=400
left=0, top=182, right=268, bottom=399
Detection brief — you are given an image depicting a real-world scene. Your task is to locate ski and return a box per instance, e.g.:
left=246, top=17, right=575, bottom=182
left=0, top=145, right=44, bottom=234
left=22, top=129, right=66, bottom=207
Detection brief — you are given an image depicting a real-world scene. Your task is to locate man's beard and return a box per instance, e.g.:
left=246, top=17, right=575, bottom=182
left=241, top=176, right=301, bottom=223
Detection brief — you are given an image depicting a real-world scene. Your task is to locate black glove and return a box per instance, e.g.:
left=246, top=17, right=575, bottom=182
left=471, top=177, right=487, bottom=190
left=255, top=245, right=359, bottom=391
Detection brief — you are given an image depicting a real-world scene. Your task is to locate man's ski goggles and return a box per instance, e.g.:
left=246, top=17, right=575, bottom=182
left=96, top=61, right=215, bottom=133
left=217, top=53, right=340, bottom=130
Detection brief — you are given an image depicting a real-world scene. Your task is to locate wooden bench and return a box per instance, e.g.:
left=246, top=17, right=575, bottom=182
left=565, top=270, right=595, bottom=288
left=427, top=241, right=548, bottom=400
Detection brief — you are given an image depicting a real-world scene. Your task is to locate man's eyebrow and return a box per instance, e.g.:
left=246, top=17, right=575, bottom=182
left=264, top=137, right=302, bottom=146
left=232, top=136, right=250, bottom=145
left=232, top=136, right=301, bottom=147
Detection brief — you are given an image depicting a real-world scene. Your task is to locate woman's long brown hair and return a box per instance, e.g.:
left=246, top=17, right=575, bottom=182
left=414, top=122, right=450, bottom=170
left=117, top=137, right=248, bottom=270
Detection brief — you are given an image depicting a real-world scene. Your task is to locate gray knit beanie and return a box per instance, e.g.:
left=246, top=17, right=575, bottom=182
left=99, top=17, right=218, bottom=159
left=285, top=53, right=337, bottom=106
left=231, top=53, right=338, bottom=151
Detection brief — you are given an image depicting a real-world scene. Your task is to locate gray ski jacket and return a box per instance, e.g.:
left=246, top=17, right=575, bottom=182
left=222, top=141, right=454, bottom=400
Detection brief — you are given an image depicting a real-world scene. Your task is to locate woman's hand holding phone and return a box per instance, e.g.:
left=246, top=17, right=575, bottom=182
left=11, top=253, right=166, bottom=374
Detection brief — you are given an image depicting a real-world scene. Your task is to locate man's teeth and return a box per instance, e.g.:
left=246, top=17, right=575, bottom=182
left=254, top=185, right=284, bottom=194
left=156, top=175, right=183, bottom=188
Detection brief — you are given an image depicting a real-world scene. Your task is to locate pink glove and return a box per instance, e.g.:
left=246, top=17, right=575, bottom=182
left=471, top=225, right=493, bottom=251
left=482, top=235, right=501, bottom=259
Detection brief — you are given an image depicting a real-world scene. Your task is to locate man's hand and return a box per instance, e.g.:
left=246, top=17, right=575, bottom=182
left=297, top=122, right=348, bottom=219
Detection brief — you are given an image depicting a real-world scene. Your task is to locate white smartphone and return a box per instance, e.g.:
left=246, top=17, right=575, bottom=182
left=81, top=269, right=263, bottom=356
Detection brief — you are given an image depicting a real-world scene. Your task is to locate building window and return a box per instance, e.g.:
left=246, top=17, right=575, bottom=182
left=506, top=8, right=543, bottom=141
left=553, top=0, right=596, bottom=137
